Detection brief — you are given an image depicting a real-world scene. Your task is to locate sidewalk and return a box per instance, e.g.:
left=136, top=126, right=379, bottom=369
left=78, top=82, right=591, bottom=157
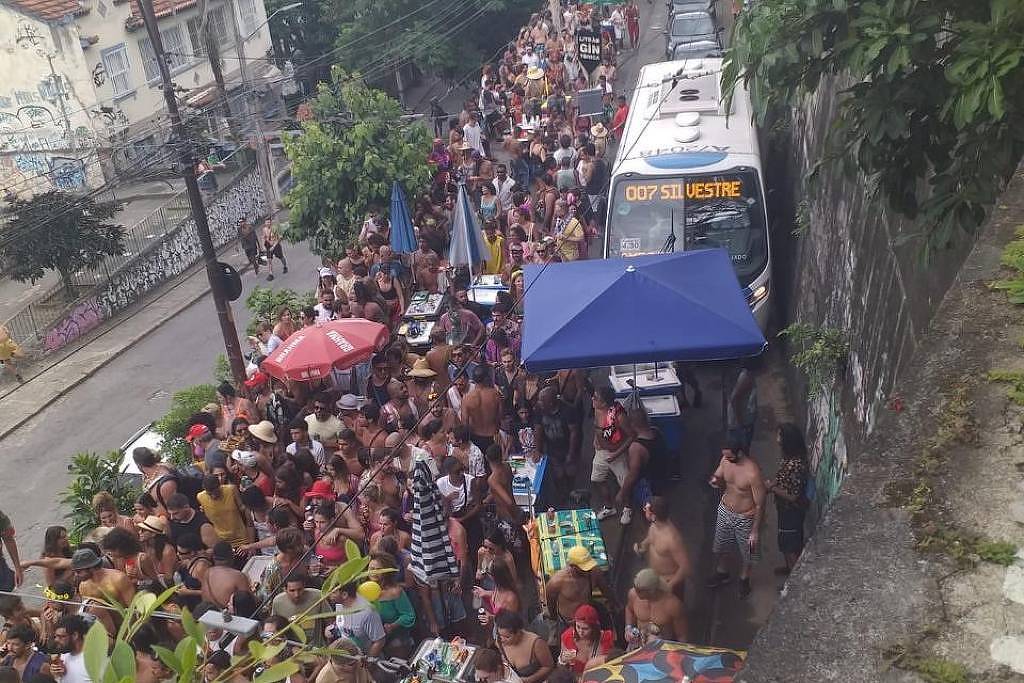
left=0, top=243, right=252, bottom=441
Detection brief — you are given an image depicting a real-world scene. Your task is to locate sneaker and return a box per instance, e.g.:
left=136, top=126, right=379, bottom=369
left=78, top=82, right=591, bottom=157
left=283, top=266, right=288, bottom=274
left=620, top=507, right=633, bottom=525
left=706, top=571, right=731, bottom=589
left=266, top=274, right=275, bottom=281
left=596, top=506, right=616, bottom=521
left=738, top=578, right=752, bottom=599
left=15, top=374, right=24, bottom=383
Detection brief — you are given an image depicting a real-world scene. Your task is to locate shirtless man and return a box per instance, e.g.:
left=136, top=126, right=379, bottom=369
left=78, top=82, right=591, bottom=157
left=484, top=446, right=519, bottom=531
left=71, top=547, right=135, bottom=633
left=625, top=568, right=687, bottom=646
left=380, top=380, right=418, bottom=431
left=424, top=328, right=453, bottom=392
left=544, top=546, right=615, bottom=629
left=261, top=218, right=287, bottom=280
left=356, top=405, right=389, bottom=451
left=202, top=542, right=252, bottom=608
left=707, top=438, right=767, bottom=599
left=635, top=496, right=691, bottom=602
left=462, top=365, right=502, bottom=453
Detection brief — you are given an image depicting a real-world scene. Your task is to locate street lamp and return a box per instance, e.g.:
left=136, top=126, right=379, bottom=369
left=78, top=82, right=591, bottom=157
left=243, top=2, right=302, bottom=43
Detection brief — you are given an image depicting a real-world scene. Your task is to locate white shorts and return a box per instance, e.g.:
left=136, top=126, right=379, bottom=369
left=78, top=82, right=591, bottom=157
left=591, top=449, right=628, bottom=485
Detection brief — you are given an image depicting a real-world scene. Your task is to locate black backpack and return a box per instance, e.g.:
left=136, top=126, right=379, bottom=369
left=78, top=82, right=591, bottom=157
left=152, top=467, right=204, bottom=509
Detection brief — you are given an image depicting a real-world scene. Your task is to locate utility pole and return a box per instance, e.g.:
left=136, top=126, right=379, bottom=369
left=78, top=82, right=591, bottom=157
left=137, top=0, right=248, bottom=385
left=46, top=55, right=72, bottom=141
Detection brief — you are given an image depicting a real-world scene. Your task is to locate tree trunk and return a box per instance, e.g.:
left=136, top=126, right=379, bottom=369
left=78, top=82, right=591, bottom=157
left=206, top=29, right=240, bottom=139
left=58, top=268, right=75, bottom=302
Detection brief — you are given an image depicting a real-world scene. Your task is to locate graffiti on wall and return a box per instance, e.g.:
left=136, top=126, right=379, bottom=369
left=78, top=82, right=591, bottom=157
left=95, top=168, right=267, bottom=318
left=48, top=156, right=86, bottom=190
left=42, top=297, right=103, bottom=352
left=806, top=388, right=848, bottom=518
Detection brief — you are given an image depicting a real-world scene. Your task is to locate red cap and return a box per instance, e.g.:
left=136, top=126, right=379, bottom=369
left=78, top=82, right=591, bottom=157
left=185, top=424, right=210, bottom=443
left=244, top=371, right=268, bottom=389
left=302, top=480, right=336, bottom=501
left=573, top=604, right=600, bottom=626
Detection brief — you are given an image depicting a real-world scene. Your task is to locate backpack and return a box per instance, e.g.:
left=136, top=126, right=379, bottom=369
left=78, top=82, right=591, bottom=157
left=152, top=467, right=204, bottom=509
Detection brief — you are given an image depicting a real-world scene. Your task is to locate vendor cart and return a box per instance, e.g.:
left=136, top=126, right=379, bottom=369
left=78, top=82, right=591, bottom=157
left=399, top=291, right=448, bottom=352
left=400, top=637, right=478, bottom=683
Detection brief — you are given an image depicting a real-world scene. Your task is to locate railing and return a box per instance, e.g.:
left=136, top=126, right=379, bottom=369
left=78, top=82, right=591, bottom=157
left=3, top=159, right=264, bottom=354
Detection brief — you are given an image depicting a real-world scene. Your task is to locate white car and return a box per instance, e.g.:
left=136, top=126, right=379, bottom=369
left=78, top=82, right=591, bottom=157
left=119, top=423, right=165, bottom=483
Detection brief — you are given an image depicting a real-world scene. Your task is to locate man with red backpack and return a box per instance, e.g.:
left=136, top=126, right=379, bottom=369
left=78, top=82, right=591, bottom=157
left=590, top=386, right=633, bottom=524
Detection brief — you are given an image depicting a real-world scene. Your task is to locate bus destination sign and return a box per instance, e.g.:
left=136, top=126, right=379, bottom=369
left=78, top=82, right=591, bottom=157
left=623, top=179, right=743, bottom=202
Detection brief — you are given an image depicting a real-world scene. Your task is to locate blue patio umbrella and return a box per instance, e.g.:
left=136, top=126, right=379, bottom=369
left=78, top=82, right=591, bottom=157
left=389, top=181, right=416, bottom=254
left=448, top=183, right=489, bottom=272
left=520, top=249, right=767, bottom=372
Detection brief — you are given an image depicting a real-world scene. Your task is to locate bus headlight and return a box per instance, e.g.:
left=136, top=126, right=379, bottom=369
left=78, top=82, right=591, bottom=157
left=748, top=283, right=769, bottom=308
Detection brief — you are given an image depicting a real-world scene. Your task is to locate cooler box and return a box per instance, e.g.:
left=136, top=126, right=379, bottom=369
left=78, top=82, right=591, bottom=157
left=609, top=362, right=681, bottom=397
left=468, top=274, right=508, bottom=310
left=641, top=394, right=683, bottom=458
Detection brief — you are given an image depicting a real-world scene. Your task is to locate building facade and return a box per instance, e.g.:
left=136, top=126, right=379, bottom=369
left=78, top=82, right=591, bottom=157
left=0, top=0, right=106, bottom=196
left=78, top=0, right=274, bottom=174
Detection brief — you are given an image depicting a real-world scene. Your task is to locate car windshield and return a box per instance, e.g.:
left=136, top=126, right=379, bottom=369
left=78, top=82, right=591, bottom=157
left=606, top=169, right=769, bottom=284
left=670, top=13, right=714, bottom=37
left=672, top=40, right=720, bottom=58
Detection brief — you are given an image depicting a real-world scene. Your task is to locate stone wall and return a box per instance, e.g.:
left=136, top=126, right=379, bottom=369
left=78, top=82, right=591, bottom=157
left=39, top=166, right=267, bottom=353
left=774, top=76, right=977, bottom=514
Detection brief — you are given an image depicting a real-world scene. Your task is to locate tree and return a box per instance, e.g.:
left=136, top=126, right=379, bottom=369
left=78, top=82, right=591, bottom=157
left=265, top=0, right=338, bottom=92
left=722, top=0, right=1024, bottom=255
left=0, top=191, right=124, bottom=300
left=283, top=67, right=433, bottom=256
left=324, top=0, right=535, bottom=89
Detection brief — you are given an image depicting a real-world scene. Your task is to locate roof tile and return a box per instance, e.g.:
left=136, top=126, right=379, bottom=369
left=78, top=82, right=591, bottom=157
left=128, top=0, right=198, bottom=19
left=5, top=0, right=85, bottom=21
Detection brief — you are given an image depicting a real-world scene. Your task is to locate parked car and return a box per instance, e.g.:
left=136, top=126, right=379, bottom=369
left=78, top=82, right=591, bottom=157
left=670, top=38, right=723, bottom=60
left=664, top=10, right=719, bottom=60
left=667, top=0, right=715, bottom=15
left=120, top=423, right=164, bottom=486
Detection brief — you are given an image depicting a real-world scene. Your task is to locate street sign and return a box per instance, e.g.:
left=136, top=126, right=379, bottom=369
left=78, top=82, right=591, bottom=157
left=576, top=29, right=602, bottom=73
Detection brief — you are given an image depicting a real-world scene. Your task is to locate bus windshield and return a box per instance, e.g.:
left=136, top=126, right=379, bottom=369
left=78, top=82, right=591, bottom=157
left=606, top=168, right=769, bottom=284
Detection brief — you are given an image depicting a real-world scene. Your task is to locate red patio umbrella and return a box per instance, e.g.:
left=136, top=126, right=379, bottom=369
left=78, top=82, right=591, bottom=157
left=261, top=319, right=389, bottom=383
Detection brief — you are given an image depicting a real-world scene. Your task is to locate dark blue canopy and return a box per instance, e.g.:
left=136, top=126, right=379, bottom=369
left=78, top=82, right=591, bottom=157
left=389, top=181, right=416, bottom=254
left=520, top=249, right=766, bottom=372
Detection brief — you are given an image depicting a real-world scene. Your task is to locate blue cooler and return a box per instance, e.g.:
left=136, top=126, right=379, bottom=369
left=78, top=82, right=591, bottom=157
left=608, top=363, right=682, bottom=398
left=640, top=394, right=684, bottom=458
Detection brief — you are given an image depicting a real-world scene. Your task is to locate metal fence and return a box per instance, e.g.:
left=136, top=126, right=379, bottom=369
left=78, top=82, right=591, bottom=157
left=3, top=162, right=257, bottom=351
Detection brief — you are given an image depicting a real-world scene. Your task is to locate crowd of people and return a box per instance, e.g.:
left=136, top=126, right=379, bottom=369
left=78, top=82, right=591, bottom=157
left=0, top=2, right=813, bottom=683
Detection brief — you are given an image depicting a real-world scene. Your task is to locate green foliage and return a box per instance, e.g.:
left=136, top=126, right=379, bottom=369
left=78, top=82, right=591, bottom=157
left=976, top=539, right=1018, bottom=566
left=265, top=0, right=337, bottom=87
left=991, top=226, right=1024, bottom=303
left=213, top=354, right=233, bottom=385
left=985, top=369, right=1024, bottom=405
left=244, top=286, right=316, bottom=335
left=325, top=0, right=534, bottom=86
left=60, top=451, right=139, bottom=543
left=81, top=549, right=372, bottom=683
left=778, top=323, right=849, bottom=397
left=0, top=191, right=124, bottom=299
left=151, top=384, right=217, bottom=468
left=284, top=68, right=433, bottom=256
left=722, top=0, right=1024, bottom=255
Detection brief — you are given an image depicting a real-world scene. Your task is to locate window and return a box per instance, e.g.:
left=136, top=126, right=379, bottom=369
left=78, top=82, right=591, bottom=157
left=186, top=8, right=231, bottom=57
left=101, top=44, right=132, bottom=96
left=238, top=0, right=258, bottom=35
left=49, top=25, right=63, bottom=52
left=186, top=16, right=207, bottom=57
left=138, top=26, right=190, bottom=81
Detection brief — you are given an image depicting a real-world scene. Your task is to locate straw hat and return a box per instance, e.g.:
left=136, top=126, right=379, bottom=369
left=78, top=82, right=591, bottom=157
left=590, top=122, right=609, bottom=139
left=526, top=66, right=545, bottom=80
left=137, top=515, right=169, bottom=536
left=408, top=357, right=437, bottom=379
left=247, top=420, right=278, bottom=444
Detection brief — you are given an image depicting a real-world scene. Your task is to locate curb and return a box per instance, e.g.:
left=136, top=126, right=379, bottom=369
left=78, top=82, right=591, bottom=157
left=0, top=245, right=252, bottom=441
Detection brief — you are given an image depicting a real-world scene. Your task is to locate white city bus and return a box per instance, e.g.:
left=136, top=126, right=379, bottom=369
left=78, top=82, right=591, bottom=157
left=604, top=58, right=772, bottom=329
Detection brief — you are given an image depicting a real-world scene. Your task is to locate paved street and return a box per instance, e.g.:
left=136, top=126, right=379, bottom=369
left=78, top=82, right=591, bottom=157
left=0, top=2, right=791, bottom=655
left=0, top=242, right=322, bottom=562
